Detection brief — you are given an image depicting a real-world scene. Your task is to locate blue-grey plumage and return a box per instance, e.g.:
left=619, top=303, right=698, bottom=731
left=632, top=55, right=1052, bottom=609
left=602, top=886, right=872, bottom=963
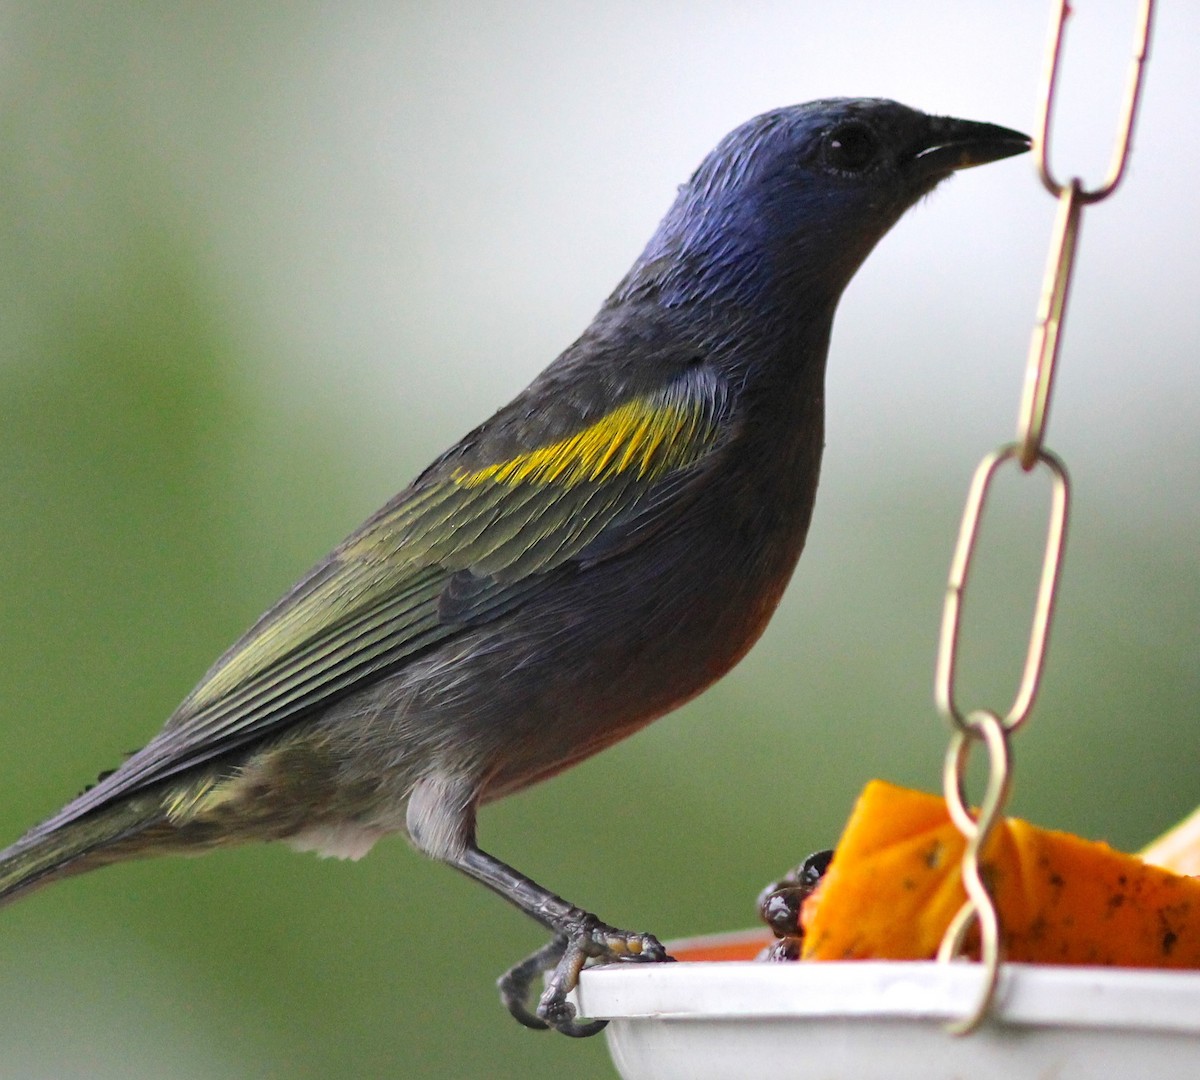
left=0, top=98, right=1028, bottom=1033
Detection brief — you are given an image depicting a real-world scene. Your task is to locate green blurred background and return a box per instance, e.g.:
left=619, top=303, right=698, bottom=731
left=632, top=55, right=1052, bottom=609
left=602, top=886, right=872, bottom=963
left=0, top=3, right=1196, bottom=1078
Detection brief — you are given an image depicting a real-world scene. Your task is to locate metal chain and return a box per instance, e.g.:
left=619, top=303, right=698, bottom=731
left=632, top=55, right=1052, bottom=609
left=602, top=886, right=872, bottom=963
left=933, top=0, right=1155, bottom=1036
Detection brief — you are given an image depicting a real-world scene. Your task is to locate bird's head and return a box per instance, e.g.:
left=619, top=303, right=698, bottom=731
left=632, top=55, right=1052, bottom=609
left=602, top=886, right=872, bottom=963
left=619, top=98, right=1029, bottom=323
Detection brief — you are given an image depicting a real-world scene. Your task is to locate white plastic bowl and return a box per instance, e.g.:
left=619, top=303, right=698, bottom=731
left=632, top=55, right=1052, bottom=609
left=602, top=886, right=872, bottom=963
left=574, top=932, right=1200, bottom=1080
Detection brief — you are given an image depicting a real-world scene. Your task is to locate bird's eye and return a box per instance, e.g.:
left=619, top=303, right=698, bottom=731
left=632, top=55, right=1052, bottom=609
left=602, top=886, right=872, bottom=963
left=823, top=122, right=880, bottom=172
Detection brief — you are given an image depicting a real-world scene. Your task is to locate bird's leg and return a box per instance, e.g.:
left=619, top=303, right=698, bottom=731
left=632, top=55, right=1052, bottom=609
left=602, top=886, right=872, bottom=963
left=456, top=844, right=671, bottom=1037
left=405, top=774, right=670, bottom=1035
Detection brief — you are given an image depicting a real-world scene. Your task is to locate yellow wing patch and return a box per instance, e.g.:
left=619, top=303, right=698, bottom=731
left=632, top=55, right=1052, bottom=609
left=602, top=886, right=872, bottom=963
left=451, top=394, right=714, bottom=490
left=181, top=382, right=723, bottom=716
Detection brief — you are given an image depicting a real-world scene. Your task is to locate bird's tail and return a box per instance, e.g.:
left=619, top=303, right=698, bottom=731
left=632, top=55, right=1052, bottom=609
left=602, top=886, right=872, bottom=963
left=0, top=795, right=165, bottom=910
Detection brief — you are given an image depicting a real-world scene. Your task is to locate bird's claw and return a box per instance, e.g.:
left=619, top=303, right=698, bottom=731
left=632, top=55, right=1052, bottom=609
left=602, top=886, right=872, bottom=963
left=498, top=919, right=671, bottom=1037
left=499, top=935, right=565, bottom=1030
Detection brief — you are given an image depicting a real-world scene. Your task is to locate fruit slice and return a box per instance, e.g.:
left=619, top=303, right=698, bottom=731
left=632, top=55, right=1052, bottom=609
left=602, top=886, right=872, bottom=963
left=801, top=780, right=1200, bottom=968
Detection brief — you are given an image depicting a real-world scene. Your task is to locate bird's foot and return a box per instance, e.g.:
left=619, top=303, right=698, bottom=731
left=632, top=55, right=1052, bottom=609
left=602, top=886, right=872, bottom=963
left=498, top=917, right=671, bottom=1037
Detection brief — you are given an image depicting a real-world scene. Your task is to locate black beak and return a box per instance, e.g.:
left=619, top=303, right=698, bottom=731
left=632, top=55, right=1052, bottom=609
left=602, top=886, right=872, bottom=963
left=910, top=116, right=1031, bottom=182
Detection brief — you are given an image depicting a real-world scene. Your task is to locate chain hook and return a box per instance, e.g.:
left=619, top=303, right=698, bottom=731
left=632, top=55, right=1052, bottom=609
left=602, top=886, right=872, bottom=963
left=937, top=710, right=1012, bottom=1035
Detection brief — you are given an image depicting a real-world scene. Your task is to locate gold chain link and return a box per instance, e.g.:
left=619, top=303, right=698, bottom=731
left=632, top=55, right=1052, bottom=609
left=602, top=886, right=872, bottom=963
left=934, top=0, right=1155, bottom=1035
left=1017, top=185, right=1082, bottom=470
left=1034, top=0, right=1154, bottom=203
left=935, top=445, right=1070, bottom=733
left=1019, top=0, right=1154, bottom=468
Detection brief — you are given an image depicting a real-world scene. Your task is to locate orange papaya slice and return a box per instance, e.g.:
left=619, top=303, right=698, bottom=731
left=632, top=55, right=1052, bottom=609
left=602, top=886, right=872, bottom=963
left=801, top=780, right=1200, bottom=968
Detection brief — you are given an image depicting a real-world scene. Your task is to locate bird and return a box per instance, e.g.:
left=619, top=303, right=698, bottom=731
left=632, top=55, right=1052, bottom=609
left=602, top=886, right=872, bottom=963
left=0, top=98, right=1028, bottom=1036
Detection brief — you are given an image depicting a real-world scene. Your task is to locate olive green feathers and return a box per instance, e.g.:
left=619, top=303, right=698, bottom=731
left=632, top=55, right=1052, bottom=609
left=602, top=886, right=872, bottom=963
left=23, top=369, right=730, bottom=842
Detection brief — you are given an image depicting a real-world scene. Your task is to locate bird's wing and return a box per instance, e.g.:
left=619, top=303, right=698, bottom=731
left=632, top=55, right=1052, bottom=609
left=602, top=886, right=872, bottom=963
left=38, top=367, right=732, bottom=830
